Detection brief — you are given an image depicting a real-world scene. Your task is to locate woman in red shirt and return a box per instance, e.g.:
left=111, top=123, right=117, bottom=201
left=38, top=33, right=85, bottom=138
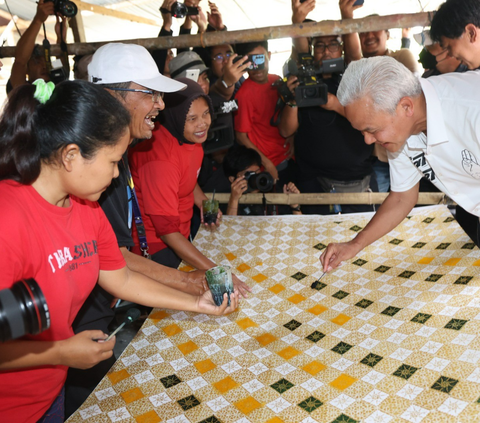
left=0, top=80, right=238, bottom=422
left=130, top=78, right=250, bottom=297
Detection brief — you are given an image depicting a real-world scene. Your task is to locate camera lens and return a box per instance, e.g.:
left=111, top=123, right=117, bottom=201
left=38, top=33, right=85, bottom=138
left=58, top=0, right=78, bottom=18
left=0, top=279, right=50, bottom=342
left=248, top=172, right=274, bottom=193
left=171, top=2, right=187, bottom=18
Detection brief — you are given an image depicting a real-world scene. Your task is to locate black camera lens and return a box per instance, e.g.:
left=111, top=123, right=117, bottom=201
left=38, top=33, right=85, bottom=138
left=0, top=279, right=50, bottom=342
left=246, top=171, right=274, bottom=193
left=58, top=1, right=78, bottom=18
left=170, top=2, right=199, bottom=18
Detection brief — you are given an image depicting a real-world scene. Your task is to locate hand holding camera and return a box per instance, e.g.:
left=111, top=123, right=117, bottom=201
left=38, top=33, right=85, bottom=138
left=160, top=1, right=199, bottom=19
left=339, top=0, right=363, bottom=19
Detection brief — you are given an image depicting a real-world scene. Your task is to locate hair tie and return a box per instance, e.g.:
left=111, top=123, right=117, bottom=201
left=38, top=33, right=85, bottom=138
left=32, top=79, right=55, bottom=104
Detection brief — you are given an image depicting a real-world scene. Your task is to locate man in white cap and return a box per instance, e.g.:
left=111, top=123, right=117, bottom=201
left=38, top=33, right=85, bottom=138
left=65, top=42, right=207, bottom=417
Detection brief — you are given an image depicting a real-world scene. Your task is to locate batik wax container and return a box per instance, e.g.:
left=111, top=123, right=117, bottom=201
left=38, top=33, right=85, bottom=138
left=205, top=265, right=233, bottom=306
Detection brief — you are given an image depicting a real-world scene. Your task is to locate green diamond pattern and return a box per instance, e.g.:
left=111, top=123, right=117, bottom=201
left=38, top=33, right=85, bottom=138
left=431, top=376, right=459, bottom=394
left=178, top=395, right=200, bottom=411
left=389, top=238, right=404, bottom=245
left=160, top=374, right=182, bottom=388
left=361, top=353, right=383, bottom=367
left=306, top=331, right=326, bottom=343
left=333, top=290, right=349, bottom=299
left=298, top=396, right=323, bottom=413
left=350, top=225, right=363, bottom=232
left=398, top=270, right=416, bottom=278
left=311, top=281, right=327, bottom=290
left=381, top=306, right=402, bottom=316
left=477, top=396, right=480, bottom=404
left=426, top=274, right=443, bottom=282
left=462, top=242, right=476, bottom=249
left=199, top=417, right=221, bottom=423
left=393, top=364, right=418, bottom=380
left=444, top=216, right=455, bottom=223
left=411, top=313, right=432, bottom=324
left=271, top=378, right=294, bottom=394
left=445, top=319, right=468, bottom=330
left=412, top=242, right=426, bottom=248
left=455, top=276, right=473, bottom=285
left=355, top=299, right=373, bottom=309
left=331, top=414, right=358, bottom=423
left=375, top=265, right=391, bottom=273
left=284, top=320, right=302, bottom=331
left=291, top=272, right=307, bottom=280
left=436, top=243, right=451, bottom=250
left=423, top=217, right=435, bottom=223
left=332, top=342, right=353, bottom=355
left=313, top=242, right=327, bottom=250
left=353, top=258, right=367, bottom=266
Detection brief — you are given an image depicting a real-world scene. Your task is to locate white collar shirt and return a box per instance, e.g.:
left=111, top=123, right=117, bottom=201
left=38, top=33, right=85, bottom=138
left=388, top=70, right=480, bottom=217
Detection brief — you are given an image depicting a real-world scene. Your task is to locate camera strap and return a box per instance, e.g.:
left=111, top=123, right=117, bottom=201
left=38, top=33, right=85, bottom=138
left=270, top=98, right=286, bottom=127
left=123, top=159, right=151, bottom=259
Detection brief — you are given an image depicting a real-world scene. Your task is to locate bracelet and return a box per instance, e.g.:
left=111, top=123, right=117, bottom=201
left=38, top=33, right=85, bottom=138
left=290, top=205, right=301, bottom=211
left=286, top=102, right=297, bottom=108
left=222, top=79, right=234, bottom=89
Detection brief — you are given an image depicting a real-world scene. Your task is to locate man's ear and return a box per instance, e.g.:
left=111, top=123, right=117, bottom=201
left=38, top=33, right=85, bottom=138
left=61, top=144, right=81, bottom=172
left=386, top=30, right=390, bottom=40
left=398, top=96, right=415, bottom=117
left=465, top=23, right=479, bottom=43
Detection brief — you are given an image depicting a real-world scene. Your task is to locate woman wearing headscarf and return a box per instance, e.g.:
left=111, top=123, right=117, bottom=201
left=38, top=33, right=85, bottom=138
left=129, top=78, right=250, bottom=297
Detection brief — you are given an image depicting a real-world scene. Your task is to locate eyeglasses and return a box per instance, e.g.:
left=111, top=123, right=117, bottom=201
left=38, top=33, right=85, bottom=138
left=313, top=41, right=343, bottom=53
left=212, top=52, right=233, bottom=62
left=106, top=87, right=164, bottom=103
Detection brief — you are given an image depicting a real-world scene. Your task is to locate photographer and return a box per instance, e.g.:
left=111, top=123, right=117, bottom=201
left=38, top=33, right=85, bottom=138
left=9, top=0, right=69, bottom=93
left=223, top=145, right=302, bottom=216
left=278, top=0, right=376, bottom=215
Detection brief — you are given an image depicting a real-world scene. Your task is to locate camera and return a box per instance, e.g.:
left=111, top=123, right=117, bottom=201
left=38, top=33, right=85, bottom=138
left=0, top=279, right=50, bottom=342
left=49, top=58, right=68, bottom=85
left=204, top=100, right=238, bottom=155
left=160, top=2, right=199, bottom=18
left=233, top=54, right=265, bottom=70
left=45, top=0, right=78, bottom=17
left=245, top=171, right=274, bottom=193
left=274, top=54, right=345, bottom=107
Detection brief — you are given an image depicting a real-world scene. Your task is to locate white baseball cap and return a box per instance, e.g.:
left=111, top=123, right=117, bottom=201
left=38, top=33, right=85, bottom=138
left=88, top=43, right=186, bottom=93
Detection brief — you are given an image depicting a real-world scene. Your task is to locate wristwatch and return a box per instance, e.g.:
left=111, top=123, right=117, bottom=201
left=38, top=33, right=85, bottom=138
left=290, top=205, right=301, bottom=212
left=221, top=79, right=234, bottom=89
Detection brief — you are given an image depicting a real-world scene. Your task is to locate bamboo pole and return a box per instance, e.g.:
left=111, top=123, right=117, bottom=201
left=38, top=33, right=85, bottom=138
left=0, top=12, right=433, bottom=57
left=204, top=192, right=450, bottom=205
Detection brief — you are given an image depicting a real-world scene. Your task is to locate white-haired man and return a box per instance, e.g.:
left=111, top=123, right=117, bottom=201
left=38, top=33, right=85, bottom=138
left=320, top=56, right=480, bottom=272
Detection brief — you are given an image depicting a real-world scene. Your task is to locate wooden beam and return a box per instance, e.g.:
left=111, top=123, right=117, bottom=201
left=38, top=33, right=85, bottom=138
left=72, top=0, right=161, bottom=27
left=70, top=11, right=86, bottom=43
left=0, top=11, right=433, bottom=57
left=204, top=192, right=449, bottom=205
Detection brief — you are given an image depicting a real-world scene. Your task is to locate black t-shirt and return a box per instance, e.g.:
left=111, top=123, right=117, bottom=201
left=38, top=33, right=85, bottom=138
left=294, top=75, right=374, bottom=182
left=98, top=152, right=134, bottom=248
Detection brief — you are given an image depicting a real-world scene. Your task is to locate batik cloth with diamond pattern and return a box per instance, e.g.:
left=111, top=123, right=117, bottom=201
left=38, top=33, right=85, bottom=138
left=68, top=205, right=480, bottom=423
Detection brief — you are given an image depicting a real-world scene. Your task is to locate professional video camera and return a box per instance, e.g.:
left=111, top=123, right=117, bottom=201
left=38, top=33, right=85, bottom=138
left=274, top=53, right=345, bottom=107
left=203, top=99, right=238, bottom=155
left=0, top=279, right=50, bottom=342
left=160, top=2, right=199, bottom=18
left=45, top=0, right=78, bottom=17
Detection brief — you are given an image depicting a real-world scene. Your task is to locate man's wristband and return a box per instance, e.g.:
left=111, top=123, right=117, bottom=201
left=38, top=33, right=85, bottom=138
left=222, top=79, right=235, bottom=89
left=290, top=205, right=301, bottom=212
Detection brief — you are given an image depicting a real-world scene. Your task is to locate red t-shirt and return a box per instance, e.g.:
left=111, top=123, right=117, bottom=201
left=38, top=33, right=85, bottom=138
left=234, top=74, right=288, bottom=166
left=0, top=181, right=125, bottom=422
left=129, top=124, right=204, bottom=255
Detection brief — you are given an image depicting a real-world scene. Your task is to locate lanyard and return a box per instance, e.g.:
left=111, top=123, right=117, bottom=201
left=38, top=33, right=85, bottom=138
left=123, top=159, right=151, bottom=259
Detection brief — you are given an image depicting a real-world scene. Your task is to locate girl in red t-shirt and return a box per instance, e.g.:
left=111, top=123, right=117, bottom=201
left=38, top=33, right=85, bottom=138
left=0, top=80, right=238, bottom=422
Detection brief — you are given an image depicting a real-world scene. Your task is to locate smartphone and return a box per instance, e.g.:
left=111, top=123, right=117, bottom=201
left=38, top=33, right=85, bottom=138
left=354, top=0, right=364, bottom=5
left=248, top=54, right=265, bottom=70
left=185, top=69, right=199, bottom=82
left=233, top=54, right=265, bottom=70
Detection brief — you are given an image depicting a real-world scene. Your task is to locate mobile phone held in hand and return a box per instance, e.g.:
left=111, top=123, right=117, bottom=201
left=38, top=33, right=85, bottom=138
left=354, top=0, right=364, bottom=5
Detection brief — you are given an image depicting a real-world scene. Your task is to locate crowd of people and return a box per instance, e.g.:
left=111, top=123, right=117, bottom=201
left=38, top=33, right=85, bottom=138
left=2, top=0, right=480, bottom=420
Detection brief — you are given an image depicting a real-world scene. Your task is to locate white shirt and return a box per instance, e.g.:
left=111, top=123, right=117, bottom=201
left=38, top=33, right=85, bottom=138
left=389, top=70, right=480, bottom=217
